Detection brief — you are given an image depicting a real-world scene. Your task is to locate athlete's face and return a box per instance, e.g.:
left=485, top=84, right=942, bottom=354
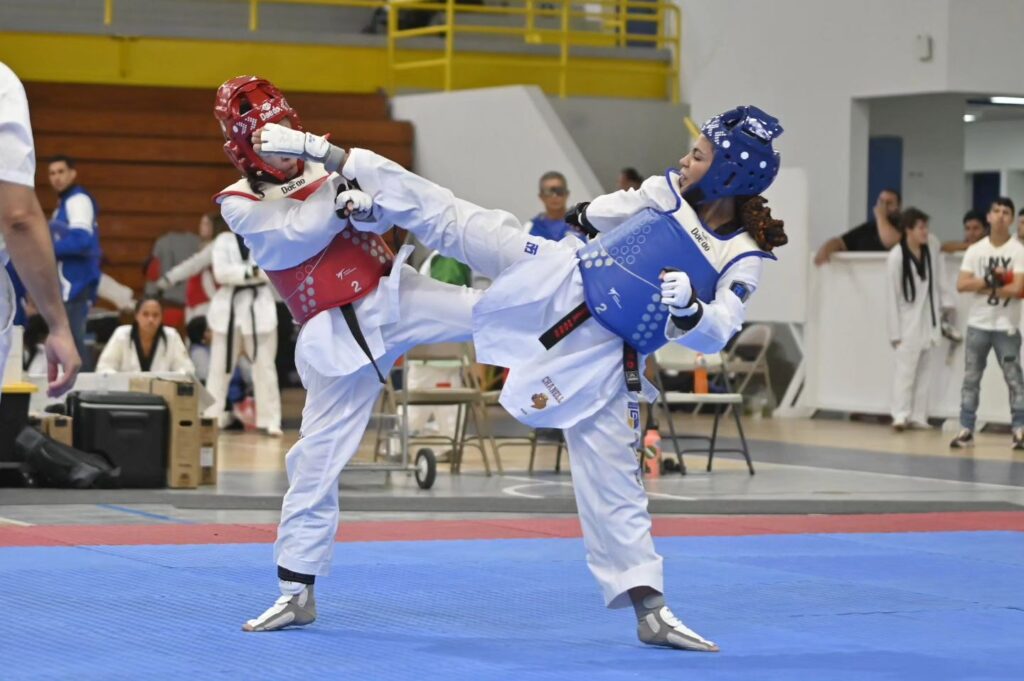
left=135, top=300, right=163, bottom=337
left=677, top=136, right=714, bottom=194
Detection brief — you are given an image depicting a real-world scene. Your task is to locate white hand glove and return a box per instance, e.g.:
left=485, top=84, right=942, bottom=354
left=660, top=270, right=698, bottom=317
left=335, top=189, right=388, bottom=233
left=257, top=122, right=347, bottom=171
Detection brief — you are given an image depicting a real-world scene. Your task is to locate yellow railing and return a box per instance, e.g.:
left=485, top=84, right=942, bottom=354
left=385, top=0, right=680, bottom=100
left=100, top=0, right=681, bottom=101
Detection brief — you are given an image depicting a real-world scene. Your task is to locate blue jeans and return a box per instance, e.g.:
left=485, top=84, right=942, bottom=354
left=64, top=285, right=95, bottom=372
left=960, top=326, right=1024, bottom=431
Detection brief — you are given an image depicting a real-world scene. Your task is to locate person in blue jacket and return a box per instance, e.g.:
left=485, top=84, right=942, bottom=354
left=524, top=171, right=576, bottom=241
left=47, top=155, right=101, bottom=369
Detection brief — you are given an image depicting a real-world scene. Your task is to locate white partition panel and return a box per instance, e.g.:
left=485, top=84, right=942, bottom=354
left=807, top=252, right=1013, bottom=424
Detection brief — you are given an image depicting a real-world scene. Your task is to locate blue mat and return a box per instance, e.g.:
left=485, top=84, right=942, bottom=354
left=3, top=531, right=1023, bottom=680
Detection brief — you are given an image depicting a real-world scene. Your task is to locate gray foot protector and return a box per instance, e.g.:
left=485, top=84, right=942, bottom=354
left=637, top=605, right=719, bottom=652
left=243, top=585, right=317, bottom=632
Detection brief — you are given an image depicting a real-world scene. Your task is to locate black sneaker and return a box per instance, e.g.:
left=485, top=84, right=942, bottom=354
left=1013, top=429, right=1024, bottom=451
left=950, top=429, right=974, bottom=448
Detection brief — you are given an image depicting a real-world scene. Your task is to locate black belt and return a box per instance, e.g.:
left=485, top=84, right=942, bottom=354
left=341, top=303, right=386, bottom=384
left=225, top=284, right=264, bottom=369
left=539, top=301, right=642, bottom=393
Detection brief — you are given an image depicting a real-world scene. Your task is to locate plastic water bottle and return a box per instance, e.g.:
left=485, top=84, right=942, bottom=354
left=694, top=353, right=709, bottom=394
left=643, top=423, right=661, bottom=478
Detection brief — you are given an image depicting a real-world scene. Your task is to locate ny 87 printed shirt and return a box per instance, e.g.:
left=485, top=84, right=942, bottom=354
left=961, top=236, right=1024, bottom=332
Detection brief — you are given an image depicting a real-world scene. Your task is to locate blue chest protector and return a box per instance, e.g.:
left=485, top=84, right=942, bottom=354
left=528, top=215, right=571, bottom=242
left=578, top=207, right=764, bottom=354
left=51, top=185, right=102, bottom=301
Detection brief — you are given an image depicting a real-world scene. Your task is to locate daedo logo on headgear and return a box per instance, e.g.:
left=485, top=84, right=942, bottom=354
left=258, top=103, right=285, bottom=122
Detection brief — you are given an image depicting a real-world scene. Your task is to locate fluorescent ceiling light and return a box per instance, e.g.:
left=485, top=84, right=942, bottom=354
left=964, top=113, right=977, bottom=122
left=989, top=96, right=1024, bottom=105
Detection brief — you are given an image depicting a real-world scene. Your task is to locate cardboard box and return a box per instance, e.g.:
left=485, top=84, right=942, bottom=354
left=199, top=417, right=218, bottom=485
left=41, top=415, right=73, bottom=447
left=129, top=376, right=201, bottom=488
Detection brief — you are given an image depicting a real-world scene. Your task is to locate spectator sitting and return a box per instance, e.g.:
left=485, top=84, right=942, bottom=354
left=618, top=167, right=643, bottom=191
left=95, top=297, right=194, bottom=374
left=942, top=210, right=989, bottom=253
left=524, top=171, right=575, bottom=241
left=47, top=154, right=102, bottom=368
left=814, top=188, right=902, bottom=265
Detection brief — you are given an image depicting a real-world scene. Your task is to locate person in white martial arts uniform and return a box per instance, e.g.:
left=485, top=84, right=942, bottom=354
left=885, top=208, right=953, bottom=431
left=211, top=76, right=481, bottom=632
left=95, top=297, right=195, bottom=374
left=0, top=61, right=80, bottom=399
left=258, top=105, right=787, bottom=651
left=204, top=227, right=282, bottom=436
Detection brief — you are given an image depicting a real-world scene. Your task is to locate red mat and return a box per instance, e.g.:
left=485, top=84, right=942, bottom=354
left=1, top=511, right=1022, bottom=548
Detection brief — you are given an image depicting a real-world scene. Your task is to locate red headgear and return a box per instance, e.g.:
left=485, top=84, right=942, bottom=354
left=214, top=75, right=304, bottom=183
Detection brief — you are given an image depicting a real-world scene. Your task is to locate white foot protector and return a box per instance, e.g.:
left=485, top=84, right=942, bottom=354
left=242, top=585, right=317, bottom=632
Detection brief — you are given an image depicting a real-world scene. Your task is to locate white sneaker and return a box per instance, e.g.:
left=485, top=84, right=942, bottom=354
left=266, top=427, right=284, bottom=438
left=908, top=421, right=933, bottom=431
left=892, top=419, right=907, bottom=432
left=243, top=585, right=316, bottom=632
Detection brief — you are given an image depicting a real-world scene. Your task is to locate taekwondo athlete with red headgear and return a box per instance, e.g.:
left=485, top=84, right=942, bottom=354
left=255, top=104, right=787, bottom=651
left=213, top=75, right=482, bottom=632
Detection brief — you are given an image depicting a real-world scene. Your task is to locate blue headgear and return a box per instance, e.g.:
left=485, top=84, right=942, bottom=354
left=687, top=105, right=783, bottom=203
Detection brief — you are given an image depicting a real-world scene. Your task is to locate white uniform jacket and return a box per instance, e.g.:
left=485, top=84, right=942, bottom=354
left=208, top=231, right=276, bottom=337
left=341, top=149, right=765, bottom=428
left=216, top=162, right=413, bottom=377
left=885, top=235, right=951, bottom=349
left=95, top=325, right=195, bottom=374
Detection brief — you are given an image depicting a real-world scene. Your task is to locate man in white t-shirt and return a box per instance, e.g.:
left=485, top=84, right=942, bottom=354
left=0, top=61, right=80, bottom=398
left=952, top=197, right=1024, bottom=448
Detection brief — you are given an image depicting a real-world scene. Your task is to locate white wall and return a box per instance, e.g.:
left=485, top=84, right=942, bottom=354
left=547, top=96, right=689, bottom=193
left=869, top=94, right=967, bottom=240
left=392, top=86, right=604, bottom=222
left=965, top=119, right=1024, bottom=172
left=946, top=0, right=1024, bottom=93
left=677, top=0, right=952, bottom=249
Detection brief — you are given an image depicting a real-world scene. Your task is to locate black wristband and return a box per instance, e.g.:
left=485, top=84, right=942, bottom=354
left=670, top=301, right=704, bottom=332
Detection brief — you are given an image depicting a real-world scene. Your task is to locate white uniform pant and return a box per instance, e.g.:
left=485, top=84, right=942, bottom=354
left=274, top=273, right=479, bottom=577
left=565, top=388, right=663, bottom=608
left=891, top=342, right=932, bottom=425
left=204, top=329, right=281, bottom=432
left=374, top=169, right=663, bottom=608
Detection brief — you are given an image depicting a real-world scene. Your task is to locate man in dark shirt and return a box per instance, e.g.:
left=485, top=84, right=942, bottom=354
left=814, top=188, right=901, bottom=265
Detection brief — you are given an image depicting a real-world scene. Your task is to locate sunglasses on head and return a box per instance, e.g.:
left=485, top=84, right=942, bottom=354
left=540, top=186, right=567, bottom=197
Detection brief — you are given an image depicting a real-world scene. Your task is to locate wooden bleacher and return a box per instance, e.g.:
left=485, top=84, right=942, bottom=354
left=26, top=82, right=414, bottom=293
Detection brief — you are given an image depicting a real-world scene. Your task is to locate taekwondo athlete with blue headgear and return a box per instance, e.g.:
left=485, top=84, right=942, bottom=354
left=256, top=105, right=786, bottom=652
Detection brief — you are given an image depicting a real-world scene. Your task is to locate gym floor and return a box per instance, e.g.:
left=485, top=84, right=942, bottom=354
left=2, top=407, right=1023, bottom=680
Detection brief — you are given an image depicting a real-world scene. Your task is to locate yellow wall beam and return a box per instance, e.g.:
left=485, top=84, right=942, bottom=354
left=0, top=32, right=669, bottom=99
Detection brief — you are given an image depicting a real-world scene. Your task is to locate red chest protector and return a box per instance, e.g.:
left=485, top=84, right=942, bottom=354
left=215, top=164, right=394, bottom=326
left=266, top=230, right=394, bottom=325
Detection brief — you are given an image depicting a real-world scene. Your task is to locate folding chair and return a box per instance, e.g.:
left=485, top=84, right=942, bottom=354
left=651, top=343, right=755, bottom=475
left=725, top=323, right=775, bottom=408
left=392, top=343, right=498, bottom=475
